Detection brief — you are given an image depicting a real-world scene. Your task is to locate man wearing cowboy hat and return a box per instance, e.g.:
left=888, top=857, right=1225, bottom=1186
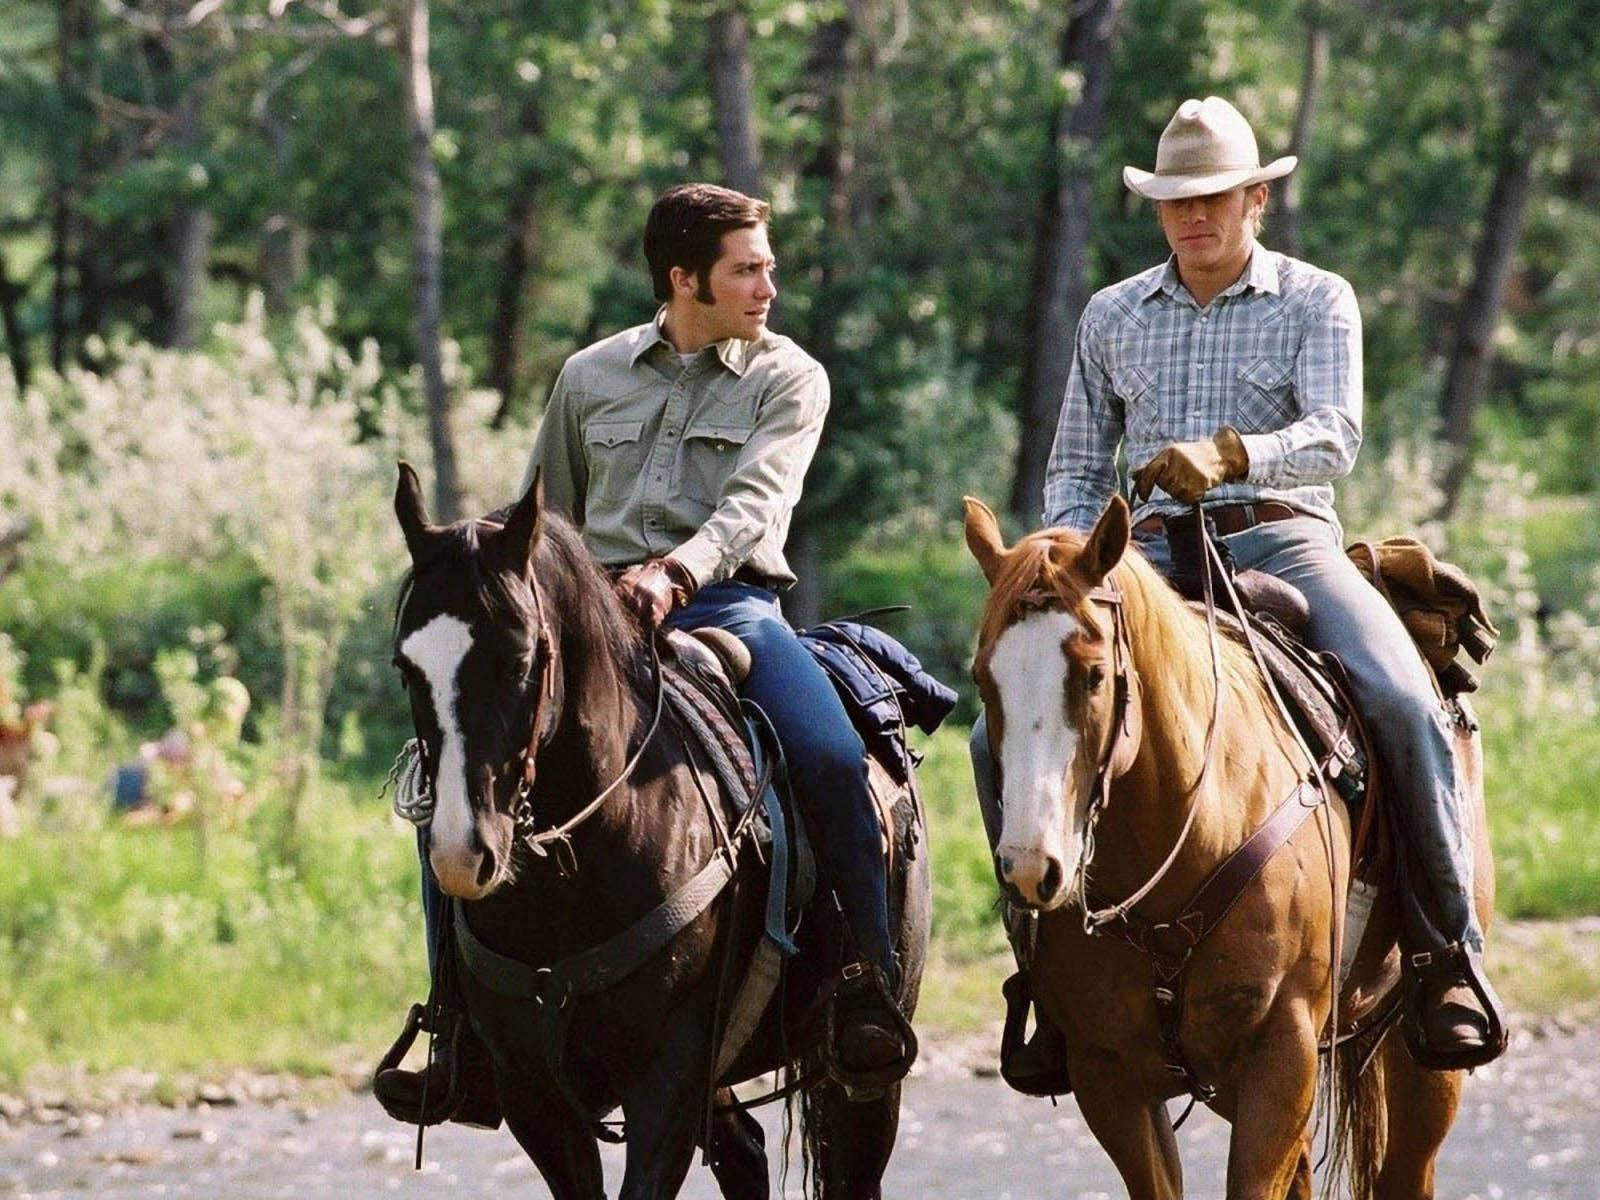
left=978, top=96, right=1503, bottom=1093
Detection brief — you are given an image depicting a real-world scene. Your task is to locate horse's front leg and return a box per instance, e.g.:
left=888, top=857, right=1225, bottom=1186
left=617, top=1016, right=717, bottom=1200
left=1072, top=1056, right=1183, bottom=1199
left=1214, top=1012, right=1319, bottom=1200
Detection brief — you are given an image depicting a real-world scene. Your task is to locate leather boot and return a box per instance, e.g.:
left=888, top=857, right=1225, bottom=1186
left=373, top=1004, right=503, bottom=1129
left=827, top=961, right=918, bottom=1093
left=1402, top=941, right=1508, bottom=1070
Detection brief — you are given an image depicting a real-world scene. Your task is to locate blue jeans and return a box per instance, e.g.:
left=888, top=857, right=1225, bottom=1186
left=971, top=516, right=1481, bottom=952
left=668, top=581, right=892, bottom=972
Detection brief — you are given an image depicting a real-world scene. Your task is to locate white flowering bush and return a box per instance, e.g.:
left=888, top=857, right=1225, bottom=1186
left=0, top=295, right=534, bottom=815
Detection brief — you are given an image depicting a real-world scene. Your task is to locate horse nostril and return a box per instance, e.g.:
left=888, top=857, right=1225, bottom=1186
left=1038, top=857, right=1063, bottom=903
left=475, top=848, right=497, bottom=889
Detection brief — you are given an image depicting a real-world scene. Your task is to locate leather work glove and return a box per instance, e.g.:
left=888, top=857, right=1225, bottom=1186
left=1132, top=426, right=1250, bottom=504
left=615, top=557, right=696, bottom=628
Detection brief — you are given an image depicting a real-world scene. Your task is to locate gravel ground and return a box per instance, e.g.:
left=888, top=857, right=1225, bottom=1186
left=2, top=1022, right=1596, bottom=1199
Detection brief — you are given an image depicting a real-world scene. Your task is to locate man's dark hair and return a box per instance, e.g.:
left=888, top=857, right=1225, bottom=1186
left=643, top=183, right=770, bottom=302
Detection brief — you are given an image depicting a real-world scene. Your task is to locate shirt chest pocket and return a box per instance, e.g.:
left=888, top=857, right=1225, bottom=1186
left=582, top=418, right=646, bottom=497
left=680, top=420, right=754, bottom=510
left=1113, top=365, right=1160, bottom=441
left=1237, top=357, right=1297, bottom=429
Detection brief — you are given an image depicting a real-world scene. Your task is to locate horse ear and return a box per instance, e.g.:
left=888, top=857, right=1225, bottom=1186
left=1080, top=494, right=1130, bottom=586
left=499, top=467, right=545, bottom=572
left=963, top=496, right=1008, bottom=583
left=395, top=461, right=437, bottom=561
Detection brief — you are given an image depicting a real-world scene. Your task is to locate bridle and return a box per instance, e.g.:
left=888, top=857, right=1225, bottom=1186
left=395, top=565, right=666, bottom=868
left=1066, top=562, right=1226, bottom=935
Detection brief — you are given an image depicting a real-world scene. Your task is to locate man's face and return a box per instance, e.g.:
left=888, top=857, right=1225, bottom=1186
left=693, top=225, right=777, bottom=342
left=1157, top=185, right=1265, bottom=279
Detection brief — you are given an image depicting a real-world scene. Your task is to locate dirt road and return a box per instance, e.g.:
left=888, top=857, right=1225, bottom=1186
left=3, top=1024, right=1594, bottom=1198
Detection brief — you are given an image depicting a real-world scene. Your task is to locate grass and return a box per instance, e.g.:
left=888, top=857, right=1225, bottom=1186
left=0, top=782, right=423, bottom=1088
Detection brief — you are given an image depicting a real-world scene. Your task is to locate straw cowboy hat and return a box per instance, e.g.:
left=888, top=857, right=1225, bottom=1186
left=1123, top=96, right=1296, bottom=201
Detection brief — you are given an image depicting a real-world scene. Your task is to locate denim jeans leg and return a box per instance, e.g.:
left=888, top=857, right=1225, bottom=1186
left=1230, top=520, right=1482, bottom=952
left=668, top=583, right=894, bottom=974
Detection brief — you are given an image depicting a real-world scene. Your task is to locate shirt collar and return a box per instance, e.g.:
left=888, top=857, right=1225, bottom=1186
left=629, top=307, right=753, bottom=376
left=1142, top=246, right=1282, bottom=305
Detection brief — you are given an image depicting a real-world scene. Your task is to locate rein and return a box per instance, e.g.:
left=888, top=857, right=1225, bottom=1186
left=1075, top=512, right=1226, bottom=931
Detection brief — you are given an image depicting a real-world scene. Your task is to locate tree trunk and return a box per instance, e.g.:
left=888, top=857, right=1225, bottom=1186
left=1008, top=0, right=1123, bottom=522
left=1434, top=37, right=1546, bottom=520
left=1434, top=132, right=1538, bottom=518
left=0, top=250, right=30, bottom=392
left=785, top=2, right=871, bottom=629
left=402, top=0, right=460, bottom=522
left=708, top=2, right=763, bottom=195
left=165, top=79, right=212, bottom=350
left=487, top=93, right=546, bottom=426
left=1278, top=3, right=1329, bottom=259
left=51, top=0, right=90, bottom=373
left=260, top=112, right=307, bottom=318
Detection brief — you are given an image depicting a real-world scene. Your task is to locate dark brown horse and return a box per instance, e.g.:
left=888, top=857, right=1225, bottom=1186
left=964, top=495, right=1493, bottom=1199
left=391, top=464, right=929, bottom=1199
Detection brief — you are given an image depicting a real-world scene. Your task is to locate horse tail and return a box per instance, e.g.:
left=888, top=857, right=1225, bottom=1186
left=1325, top=1032, right=1387, bottom=1200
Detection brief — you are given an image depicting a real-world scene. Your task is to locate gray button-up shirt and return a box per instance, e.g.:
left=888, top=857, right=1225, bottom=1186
left=1043, top=247, right=1363, bottom=534
left=524, top=313, right=828, bottom=589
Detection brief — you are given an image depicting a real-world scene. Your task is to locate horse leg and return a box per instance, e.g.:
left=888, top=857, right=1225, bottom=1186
left=1372, top=1033, right=1462, bottom=1199
left=617, top=1022, right=715, bottom=1200
left=498, top=1084, right=605, bottom=1200
left=806, top=1078, right=902, bottom=1200
left=1217, top=1023, right=1319, bottom=1200
left=1071, top=1062, right=1182, bottom=1199
left=702, top=1089, right=769, bottom=1200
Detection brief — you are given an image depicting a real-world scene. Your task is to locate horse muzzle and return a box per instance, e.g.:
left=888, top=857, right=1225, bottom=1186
left=994, top=842, right=1075, bottom=911
left=429, top=811, right=514, bottom=899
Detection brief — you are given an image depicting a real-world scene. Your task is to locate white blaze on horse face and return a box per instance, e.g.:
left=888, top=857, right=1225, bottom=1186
left=400, top=615, right=477, bottom=862
left=992, top=611, right=1084, bottom=907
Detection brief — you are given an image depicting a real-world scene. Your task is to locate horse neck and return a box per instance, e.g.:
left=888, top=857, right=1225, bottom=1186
left=539, top=555, right=648, bottom=797
left=1100, top=571, right=1288, bottom=893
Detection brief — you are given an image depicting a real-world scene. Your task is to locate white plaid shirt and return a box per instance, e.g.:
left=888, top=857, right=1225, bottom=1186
left=1043, top=247, right=1362, bottom=533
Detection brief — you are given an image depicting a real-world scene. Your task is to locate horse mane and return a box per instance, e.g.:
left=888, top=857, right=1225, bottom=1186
left=979, top=527, right=1272, bottom=716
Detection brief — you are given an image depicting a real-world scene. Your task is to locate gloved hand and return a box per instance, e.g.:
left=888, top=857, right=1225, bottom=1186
left=615, top=557, right=696, bottom=628
left=1132, top=426, right=1250, bottom=503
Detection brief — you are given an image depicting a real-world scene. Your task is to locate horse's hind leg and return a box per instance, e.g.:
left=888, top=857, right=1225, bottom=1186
left=1372, top=1034, right=1462, bottom=1199
left=702, top=1090, right=769, bottom=1200
left=808, top=1079, right=902, bottom=1200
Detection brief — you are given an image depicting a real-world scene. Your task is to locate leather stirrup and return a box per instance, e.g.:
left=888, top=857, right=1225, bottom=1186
left=1401, top=943, right=1509, bottom=1071
left=999, top=971, right=1073, bottom=1097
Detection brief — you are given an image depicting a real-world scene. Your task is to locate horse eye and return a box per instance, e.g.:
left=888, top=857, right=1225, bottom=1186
left=1086, top=665, right=1106, bottom=692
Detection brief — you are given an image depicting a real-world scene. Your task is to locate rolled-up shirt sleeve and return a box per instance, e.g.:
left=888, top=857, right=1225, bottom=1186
left=1237, top=276, right=1363, bottom=487
left=668, top=363, right=829, bottom=588
left=521, top=364, right=586, bottom=524
left=1044, top=306, right=1124, bottom=531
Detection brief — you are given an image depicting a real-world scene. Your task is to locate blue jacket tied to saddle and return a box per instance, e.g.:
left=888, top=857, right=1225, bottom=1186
left=799, top=620, right=959, bottom=783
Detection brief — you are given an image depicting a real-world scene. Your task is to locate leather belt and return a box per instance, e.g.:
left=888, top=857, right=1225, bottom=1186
left=1133, top=501, right=1302, bottom=540
left=731, top=565, right=786, bottom=592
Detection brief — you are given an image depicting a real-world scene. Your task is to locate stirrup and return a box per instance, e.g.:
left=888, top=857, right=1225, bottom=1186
left=1401, top=942, right=1509, bottom=1070
left=999, top=971, right=1073, bottom=1097
left=372, top=1002, right=467, bottom=1126
left=821, top=961, right=919, bottom=1097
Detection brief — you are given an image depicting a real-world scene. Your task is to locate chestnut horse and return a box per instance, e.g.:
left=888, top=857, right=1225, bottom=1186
left=964, top=494, right=1493, bottom=1199
left=392, top=465, right=929, bottom=1200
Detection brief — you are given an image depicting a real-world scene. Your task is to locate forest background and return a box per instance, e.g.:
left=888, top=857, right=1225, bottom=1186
left=2, top=0, right=1600, bottom=1089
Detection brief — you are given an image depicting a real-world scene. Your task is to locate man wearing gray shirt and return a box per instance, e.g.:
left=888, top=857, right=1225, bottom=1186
left=532, top=184, right=914, bottom=1090
left=977, top=97, right=1500, bottom=1093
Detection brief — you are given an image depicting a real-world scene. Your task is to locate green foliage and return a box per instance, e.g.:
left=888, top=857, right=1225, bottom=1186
left=0, top=781, right=420, bottom=1084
